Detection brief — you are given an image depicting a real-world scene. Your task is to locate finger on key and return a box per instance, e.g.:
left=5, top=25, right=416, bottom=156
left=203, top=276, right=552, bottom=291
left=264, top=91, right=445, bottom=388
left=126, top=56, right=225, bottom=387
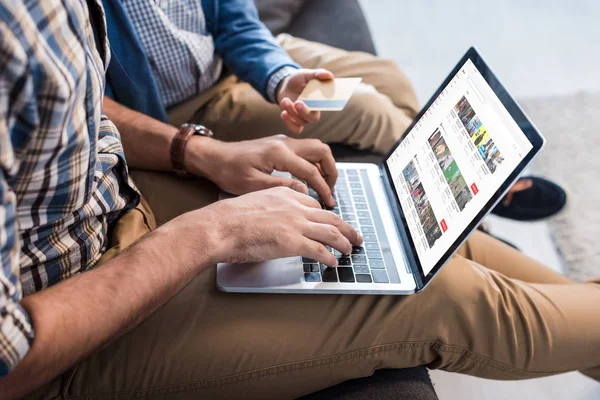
left=282, top=155, right=334, bottom=208
left=306, top=208, right=363, bottom=246
left=287, top=138, right=338, bottom=190
left=304, top=222, right=352, bottom=256
left=299, top=238, right=338, bottom=267
left=289, top=189, right=322, bottom=209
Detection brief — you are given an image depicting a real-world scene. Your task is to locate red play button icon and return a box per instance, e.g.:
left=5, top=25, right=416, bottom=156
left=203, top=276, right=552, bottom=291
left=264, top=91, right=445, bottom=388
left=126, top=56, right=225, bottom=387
left=470, top=183, right=479, bottom=195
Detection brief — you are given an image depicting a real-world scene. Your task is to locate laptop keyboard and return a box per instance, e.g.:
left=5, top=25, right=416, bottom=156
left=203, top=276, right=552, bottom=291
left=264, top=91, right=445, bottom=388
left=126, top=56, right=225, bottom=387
left=303, top=168, right=393, bottom=284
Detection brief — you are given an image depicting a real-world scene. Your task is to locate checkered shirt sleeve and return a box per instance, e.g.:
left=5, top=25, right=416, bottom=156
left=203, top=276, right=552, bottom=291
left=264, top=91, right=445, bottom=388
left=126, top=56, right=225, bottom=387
left=0, top=0, right=140, bottom=377
left=266, top=66, right=299, bottom=103
left=0, top=19, right=34, bottom=378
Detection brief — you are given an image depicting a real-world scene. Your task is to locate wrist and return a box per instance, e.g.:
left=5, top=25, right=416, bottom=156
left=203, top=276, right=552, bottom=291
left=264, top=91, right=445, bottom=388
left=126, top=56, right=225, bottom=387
left=161, top=207, right=225, bottom=267
left=270, top=66, right=298, bottom=104
left=183, top=135, right=222, bottom=179
left=275, top=76, right=289, bottom=104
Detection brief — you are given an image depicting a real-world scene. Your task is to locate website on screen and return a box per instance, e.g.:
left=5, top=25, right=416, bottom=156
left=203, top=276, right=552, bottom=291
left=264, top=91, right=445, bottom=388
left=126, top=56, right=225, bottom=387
left=386, top=59, right=533, bottom=276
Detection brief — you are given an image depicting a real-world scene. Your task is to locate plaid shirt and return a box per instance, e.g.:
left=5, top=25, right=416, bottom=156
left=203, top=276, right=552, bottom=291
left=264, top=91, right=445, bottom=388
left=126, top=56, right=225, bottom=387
left=123, top=0, right=295, bottom=107
left=0, top=0, right=139, bottom=377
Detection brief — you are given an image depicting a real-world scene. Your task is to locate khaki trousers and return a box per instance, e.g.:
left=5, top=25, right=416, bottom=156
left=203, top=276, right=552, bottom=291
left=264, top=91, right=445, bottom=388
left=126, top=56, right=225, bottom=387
left=34, top=36, right=600, bottom=399
left=34, top=171, right=600, bottom=400
left=167, top=34, right=420, bottom=154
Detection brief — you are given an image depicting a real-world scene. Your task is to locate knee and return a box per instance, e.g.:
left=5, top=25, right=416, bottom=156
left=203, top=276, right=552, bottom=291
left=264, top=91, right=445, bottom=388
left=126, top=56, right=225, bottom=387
left=426, top=259, right=535, bottom=346
left=343, top=85, right=407, bottom=153
left=423, top=260, right=497, bottom=335
left=381, top=59, right=420, bottom=117
left=346, top=85, right=389, bottom=125
left=357, top=57, right=419, bottom=118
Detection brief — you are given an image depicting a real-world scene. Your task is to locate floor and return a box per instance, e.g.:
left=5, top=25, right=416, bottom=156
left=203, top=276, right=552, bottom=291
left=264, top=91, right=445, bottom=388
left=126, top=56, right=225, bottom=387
left=358, top=0, right=600, bottom=399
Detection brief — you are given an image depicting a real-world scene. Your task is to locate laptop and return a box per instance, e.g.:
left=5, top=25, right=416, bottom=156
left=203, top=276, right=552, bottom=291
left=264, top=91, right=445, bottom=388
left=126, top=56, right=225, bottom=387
left=217, top=47, right=545, bottom=295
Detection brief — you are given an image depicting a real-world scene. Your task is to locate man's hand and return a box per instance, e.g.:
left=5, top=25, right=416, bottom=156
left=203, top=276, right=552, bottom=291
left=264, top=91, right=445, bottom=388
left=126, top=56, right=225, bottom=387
left=277, top=68, right=335, bottom=134
left=185, top=135, right=338, bottom=207
left=200, top=187, right=363, bottom=267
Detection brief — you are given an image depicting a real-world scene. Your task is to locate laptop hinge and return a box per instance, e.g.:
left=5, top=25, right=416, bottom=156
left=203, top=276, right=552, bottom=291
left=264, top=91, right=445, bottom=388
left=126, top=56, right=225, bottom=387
left=378, top=163, right=425, bottom=290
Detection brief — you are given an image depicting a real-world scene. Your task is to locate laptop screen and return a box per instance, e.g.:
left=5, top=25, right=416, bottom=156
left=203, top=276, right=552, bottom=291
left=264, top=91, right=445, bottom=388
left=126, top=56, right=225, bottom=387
left=385, top=59, right=533, bottom=276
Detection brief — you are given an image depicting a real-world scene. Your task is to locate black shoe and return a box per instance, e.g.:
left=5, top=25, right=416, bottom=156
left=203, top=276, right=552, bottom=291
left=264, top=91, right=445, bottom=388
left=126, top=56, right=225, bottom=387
left=491, top=177, right=567, bottom=221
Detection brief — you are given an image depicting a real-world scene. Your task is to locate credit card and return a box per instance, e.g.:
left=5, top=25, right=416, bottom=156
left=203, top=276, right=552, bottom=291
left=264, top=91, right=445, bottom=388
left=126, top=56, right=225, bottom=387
left=298, top=77, right=362, bottom=111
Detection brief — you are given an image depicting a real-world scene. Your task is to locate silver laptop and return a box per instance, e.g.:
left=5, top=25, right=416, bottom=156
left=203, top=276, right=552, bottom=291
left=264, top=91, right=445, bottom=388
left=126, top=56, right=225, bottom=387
left=217, top=48, right=545, bottom=295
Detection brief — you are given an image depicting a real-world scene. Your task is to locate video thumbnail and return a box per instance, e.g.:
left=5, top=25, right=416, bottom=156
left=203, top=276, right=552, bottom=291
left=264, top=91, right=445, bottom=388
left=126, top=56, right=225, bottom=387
left=402, top=161, right=442, bottom=248
left=428, top=128, right=473, bottom=211
left=455, top=96, right=504, bottom=174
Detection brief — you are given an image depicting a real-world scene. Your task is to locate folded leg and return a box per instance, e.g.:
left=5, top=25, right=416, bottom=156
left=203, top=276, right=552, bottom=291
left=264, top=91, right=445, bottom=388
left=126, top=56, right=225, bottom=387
left=169, top=34, right=420, bottom=154
left=38, top=173, right=599, bottom=400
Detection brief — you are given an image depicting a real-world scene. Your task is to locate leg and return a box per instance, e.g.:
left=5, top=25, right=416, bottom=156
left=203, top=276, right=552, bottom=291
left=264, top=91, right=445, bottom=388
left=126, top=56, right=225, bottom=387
left=35, top=173, right=599, bottom=400
left=277, top=34, right=419, bottom=115
left=457, top=230, right=573, bottom=284
left=173, top=35, right=419, bottom=154
left=457, top=231, right=600, bottom=380
left=129, top=170, right=220, bottom=226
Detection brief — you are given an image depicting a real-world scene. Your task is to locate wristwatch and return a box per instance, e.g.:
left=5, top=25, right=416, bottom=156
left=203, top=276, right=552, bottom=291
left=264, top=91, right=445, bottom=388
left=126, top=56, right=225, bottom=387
left=170, top=123, right=214, bottom=177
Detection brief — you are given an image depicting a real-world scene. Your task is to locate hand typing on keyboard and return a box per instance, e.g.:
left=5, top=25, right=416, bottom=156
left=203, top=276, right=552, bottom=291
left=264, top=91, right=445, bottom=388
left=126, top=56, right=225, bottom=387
left=203, top=186, right=362, bottom=268
left=303, top=169, right=391, bottom=284
left=185, top=134, right=338, bottom=207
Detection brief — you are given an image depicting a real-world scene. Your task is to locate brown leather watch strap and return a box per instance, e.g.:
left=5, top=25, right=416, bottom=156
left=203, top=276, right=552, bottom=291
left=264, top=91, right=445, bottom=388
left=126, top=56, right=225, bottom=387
left=170, top=124, right=196, bottom=176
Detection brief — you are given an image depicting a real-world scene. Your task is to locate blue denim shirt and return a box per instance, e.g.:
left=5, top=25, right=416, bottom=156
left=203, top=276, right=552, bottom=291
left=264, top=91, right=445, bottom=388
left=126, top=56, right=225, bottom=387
left=103, top=0, right=300, bottom=122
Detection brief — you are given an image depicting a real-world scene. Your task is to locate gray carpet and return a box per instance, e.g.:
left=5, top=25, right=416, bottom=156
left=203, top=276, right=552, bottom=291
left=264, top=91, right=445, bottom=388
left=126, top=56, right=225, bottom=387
left=520, top=92, right=600, bottom=282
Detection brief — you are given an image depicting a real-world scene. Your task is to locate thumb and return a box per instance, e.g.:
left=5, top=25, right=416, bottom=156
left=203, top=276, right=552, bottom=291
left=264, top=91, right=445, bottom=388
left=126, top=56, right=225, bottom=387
left=256, top=173, right=308, bottom=194
left=312, top=68, right=334, bottom=81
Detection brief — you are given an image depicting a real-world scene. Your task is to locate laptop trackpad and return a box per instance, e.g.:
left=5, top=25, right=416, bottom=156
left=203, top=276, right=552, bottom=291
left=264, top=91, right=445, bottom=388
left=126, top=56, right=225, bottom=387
left=218, top=257, right=303, bottom=288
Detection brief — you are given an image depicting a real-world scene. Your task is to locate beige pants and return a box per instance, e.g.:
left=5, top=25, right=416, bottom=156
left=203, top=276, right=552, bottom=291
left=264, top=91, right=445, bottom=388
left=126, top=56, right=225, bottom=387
left=33, top=36, right=600, bottom=399
left=167, top=34, right=420, bottom=154
left=33, top=170, right=599, bottom=400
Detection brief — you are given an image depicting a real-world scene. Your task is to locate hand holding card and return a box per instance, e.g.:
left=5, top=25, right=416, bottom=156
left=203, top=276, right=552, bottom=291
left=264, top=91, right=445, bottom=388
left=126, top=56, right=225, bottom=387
left=278, top=68, right=335, bottom=134
left=298, top=77, right=363, bottom=111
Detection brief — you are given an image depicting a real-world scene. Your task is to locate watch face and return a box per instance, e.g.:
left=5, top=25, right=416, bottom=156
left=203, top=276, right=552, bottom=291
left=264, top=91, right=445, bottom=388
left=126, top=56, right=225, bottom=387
left=182, top=123, right=213, bottom=137
left=182, top=123, right=201, bottom=130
